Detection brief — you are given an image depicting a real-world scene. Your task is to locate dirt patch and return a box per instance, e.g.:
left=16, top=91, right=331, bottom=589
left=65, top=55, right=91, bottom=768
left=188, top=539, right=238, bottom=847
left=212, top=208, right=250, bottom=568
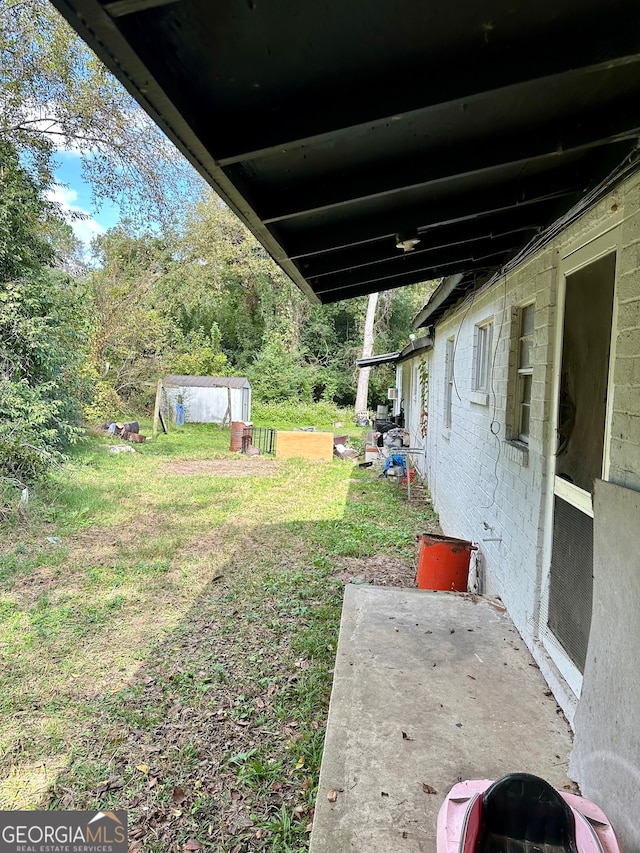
left=336, top=554, right=417, bottom=587
left=160, top=459, right=281, bottom=477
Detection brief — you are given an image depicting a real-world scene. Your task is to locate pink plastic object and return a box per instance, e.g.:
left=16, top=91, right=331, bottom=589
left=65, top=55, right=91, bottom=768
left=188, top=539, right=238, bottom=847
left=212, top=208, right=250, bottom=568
left=436, top=777, right=622, bottom=853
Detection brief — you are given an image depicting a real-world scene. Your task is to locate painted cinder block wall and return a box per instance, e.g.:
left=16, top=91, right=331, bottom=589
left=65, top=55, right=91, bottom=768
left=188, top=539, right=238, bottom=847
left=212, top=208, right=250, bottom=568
left=611, top=177, right=640, bottom=492
left=424, top=250, right=556, bottom=643
left=423, top=170, right=640, bottom=647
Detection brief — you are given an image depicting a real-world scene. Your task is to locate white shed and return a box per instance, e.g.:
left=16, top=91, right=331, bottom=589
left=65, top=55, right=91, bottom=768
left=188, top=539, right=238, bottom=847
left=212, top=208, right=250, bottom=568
left=163, top=375, right=251, bottom=424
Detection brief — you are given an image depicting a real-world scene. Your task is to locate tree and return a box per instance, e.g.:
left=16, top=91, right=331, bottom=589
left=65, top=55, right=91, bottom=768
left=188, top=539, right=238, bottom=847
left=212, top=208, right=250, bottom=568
left=84, top=223, right=179, bottom=418
left=354, top=291, right=379, bottom=418
left=0, top=0, right=204, bottom=225
left=0, top=142, right=90, bottom=484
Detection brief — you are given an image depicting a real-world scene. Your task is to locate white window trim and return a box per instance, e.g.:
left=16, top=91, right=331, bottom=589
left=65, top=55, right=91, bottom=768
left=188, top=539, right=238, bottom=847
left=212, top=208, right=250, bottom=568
left=473, top=318, right=494, bottom=394
left=516, top=302, right=535, bottom=444
left=444, top=337, right=454, bottom=429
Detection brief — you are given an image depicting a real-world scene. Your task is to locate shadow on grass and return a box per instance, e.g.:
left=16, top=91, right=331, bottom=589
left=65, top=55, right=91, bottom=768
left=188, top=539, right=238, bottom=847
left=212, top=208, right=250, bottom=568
left=0, top=446, right=438, bottom=852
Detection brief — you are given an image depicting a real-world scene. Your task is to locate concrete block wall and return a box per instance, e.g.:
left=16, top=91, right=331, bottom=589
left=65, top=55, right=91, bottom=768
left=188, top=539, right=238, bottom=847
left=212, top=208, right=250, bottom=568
left=425, top=255, right=555, bottom=643
left=610, top=180, right=640, bottom=491
left=424, top=170, right=640, bottom=647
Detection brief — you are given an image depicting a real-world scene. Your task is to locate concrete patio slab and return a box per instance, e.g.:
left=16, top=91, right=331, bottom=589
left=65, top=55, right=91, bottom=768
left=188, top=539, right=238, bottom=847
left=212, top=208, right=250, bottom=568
left=310, top=585, right=576, bottom=853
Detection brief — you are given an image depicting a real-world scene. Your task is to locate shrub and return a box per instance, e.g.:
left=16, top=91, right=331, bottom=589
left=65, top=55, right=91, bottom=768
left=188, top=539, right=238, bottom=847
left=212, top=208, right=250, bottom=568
left=251, top=400, right=355, bottom=430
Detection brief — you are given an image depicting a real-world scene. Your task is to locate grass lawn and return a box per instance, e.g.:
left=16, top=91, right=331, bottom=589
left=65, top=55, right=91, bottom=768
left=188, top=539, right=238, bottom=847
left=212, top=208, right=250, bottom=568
left=0, top=420, right=439, bottom=852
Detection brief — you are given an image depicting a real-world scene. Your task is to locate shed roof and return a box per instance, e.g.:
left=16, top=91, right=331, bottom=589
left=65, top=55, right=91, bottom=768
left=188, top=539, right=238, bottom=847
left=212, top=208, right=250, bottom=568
left=164, top=376, right=249, bottom=389
left=50, top=0, right=640, bottom=305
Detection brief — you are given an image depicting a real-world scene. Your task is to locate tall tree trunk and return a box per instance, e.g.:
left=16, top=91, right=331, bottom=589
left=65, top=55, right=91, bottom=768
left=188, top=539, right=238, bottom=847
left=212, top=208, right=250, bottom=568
left=354, top=291, right=379, bottom=417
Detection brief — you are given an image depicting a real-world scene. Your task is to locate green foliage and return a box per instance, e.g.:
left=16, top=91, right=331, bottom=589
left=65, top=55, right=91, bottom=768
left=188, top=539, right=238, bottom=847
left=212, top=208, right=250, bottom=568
left=84, top=224, right=177, bottom=411
left=0, top=0, right=204, bottom=224
left=0, top=270, right=89, bottom=484
left=77, top=193, right=435, bottom=417
left=0, top=144, right=90, bottom=485
left=248, top=335, right=315, bottom=403
left=81, top=380, right=125, bottom=425
left=168, top=328, right=229, bottom=377
left=252, top=400, right=354, bottom=431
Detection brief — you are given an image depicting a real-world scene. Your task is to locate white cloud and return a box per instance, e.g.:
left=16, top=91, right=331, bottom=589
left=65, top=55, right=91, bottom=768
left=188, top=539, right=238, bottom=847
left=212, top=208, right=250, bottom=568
left=46, top=184, right=106, bottom=249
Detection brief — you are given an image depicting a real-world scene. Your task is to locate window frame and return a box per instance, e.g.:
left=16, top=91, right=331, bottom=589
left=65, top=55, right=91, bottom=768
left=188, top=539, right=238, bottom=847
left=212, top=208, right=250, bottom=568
left=516, top=302, right=535, bottom=443
left=473, top=318, right=494, bottom=394
left=444, top=337, right=455, bottom=429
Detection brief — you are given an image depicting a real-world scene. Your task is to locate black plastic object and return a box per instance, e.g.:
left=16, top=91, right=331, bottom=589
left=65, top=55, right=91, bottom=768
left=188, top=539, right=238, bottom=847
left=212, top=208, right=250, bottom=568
left=476, top=773, right=578, bottom=853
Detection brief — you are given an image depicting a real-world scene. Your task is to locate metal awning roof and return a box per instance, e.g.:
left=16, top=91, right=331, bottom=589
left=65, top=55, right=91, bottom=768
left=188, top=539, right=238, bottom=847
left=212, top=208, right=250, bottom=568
left=50, top=0, right=640, bottom=305
left=356, top=334, right=433, bottom=368
left=355, top=352, right=401, bottom=369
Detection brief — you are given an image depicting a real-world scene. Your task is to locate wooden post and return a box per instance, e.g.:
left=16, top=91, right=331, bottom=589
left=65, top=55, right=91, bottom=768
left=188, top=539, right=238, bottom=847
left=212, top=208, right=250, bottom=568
left=152, top=378, right=163, bottom=439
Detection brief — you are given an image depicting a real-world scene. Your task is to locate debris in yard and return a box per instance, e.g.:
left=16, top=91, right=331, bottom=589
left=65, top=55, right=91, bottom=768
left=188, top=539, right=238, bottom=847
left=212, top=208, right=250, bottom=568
left=103, top=420, right=146, bottom=443
left=327, top=789, right=339, bottom=802
left=94, top=775, right=125, bottom=795
left=337, top=554, right=418, bottom=587
left=46, top=536, right=63, bottom=545
left=172, top=787, right=187, bottom=805
left=107, top=445, right=136, bottom=454
left=422, top=783, right=437, bottom=794
left=333, top=434, right=359, bottom=460
left=123, top=430, right=146, bottom=443
left=402, top=731, right=413, bottom=741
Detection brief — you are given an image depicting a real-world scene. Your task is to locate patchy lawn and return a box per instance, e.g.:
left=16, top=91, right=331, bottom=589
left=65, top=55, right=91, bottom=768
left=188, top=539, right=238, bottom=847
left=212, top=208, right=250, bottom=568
left=0, top=423, right=439, bottom=852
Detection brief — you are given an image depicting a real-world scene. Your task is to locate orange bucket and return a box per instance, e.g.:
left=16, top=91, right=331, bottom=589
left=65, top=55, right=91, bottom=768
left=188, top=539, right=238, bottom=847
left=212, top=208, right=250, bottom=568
left=416, top=534, right=475, bottom=591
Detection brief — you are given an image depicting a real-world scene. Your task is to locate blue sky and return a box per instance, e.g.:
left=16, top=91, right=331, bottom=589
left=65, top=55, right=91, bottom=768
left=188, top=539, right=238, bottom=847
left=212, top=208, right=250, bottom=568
left=49, top=150, right=121, bottom=252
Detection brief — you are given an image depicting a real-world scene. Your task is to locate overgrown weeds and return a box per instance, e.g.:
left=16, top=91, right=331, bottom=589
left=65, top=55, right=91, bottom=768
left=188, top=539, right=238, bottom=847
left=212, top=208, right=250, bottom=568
left=0, top=422, right=438, bottom=851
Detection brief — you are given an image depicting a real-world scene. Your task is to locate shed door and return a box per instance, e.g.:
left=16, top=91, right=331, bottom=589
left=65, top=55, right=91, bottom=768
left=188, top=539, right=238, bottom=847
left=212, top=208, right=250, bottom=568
left=541, top=249, right=616, bottom=694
